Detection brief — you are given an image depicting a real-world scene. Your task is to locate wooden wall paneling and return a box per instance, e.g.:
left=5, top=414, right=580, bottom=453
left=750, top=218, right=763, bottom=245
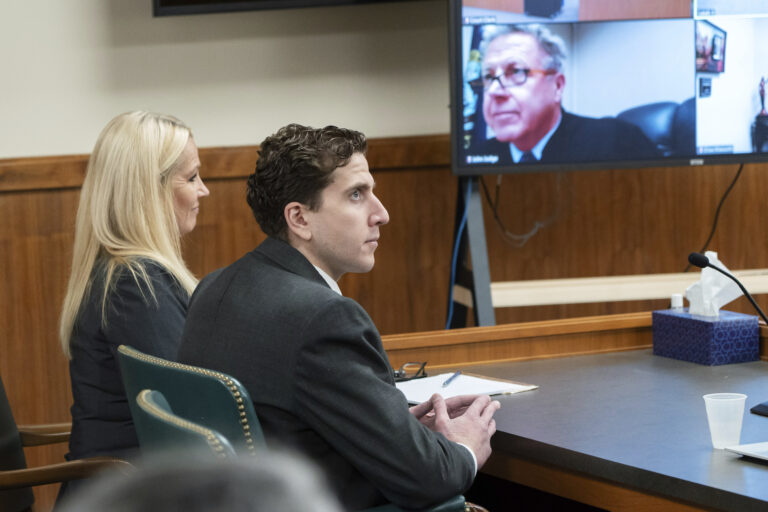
left=197, top=145, right=260, bottom=180
left=180, top=145, right=265, bottom=274
left=462, top=0, right=524, bottom=13
left=340, top=166, right=458, bottom=334
left=0, top=188, right=79, bottom=509
left=4, top=138, right=768, bottom=345
left=578, top=0, right=691, bottom=21
left=484, top=162, right=768, bottom=326
left=0, top=137, right=449, bottom=193
left=365, top=134, right=450, bottom=169
left=182, top=178, right=265, bottom=276
left=5, top=135, right=768, bottom=509
left=444, top=0, right=690, bottom=20
left=0, top=155, right=87, bottom=193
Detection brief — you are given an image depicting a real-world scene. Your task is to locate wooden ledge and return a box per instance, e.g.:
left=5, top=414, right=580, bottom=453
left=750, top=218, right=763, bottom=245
left=382, top=312, right=768, bottom=369
left=381, top=312, right=654, bottom=369
left=382, top=311, right=651, bottom=350
left=451, top=269, right=768, bottom=308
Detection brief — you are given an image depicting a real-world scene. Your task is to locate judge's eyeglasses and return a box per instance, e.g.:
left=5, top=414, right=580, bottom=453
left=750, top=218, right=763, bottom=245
left=470, top=65, right=556, bottom=90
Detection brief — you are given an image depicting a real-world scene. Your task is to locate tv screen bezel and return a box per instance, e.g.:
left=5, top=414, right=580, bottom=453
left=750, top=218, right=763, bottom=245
left=447, top=0, right=768, bottom=176
left=153, top=0, right=409, bottom=16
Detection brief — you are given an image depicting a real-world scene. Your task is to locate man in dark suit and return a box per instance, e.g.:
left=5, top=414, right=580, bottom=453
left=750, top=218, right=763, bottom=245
left=467, top=24, right=658, bottom=165
left=178, top=124, right=499, bottom=510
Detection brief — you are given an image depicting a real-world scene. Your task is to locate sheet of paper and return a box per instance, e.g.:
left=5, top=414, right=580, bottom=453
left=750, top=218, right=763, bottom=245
left=396, top=372, right=537, bottom=404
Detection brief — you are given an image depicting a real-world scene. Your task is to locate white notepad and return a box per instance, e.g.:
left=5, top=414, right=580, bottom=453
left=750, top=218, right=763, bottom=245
left=396, top=372, right=538, bottom=404
left=725, top=441, right=768, bottom=461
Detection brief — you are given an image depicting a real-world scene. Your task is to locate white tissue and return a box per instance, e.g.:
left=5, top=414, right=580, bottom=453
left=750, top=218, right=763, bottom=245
left=685, top=251, right=742, bottom=317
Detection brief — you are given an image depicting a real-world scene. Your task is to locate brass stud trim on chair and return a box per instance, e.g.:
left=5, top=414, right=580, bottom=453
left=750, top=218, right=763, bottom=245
left=119, top=345, right=257, bottom=455
left=137, top=390, right=229, bottom=458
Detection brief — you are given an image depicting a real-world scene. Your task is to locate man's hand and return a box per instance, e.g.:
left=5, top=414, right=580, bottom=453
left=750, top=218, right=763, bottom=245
left=428, top=394, right=500, bottom=468
left=442, top=394, right=480, bottom=418
left=409, top=399, right=435, bottom=422
left=410, top=394, right=480, bottom=429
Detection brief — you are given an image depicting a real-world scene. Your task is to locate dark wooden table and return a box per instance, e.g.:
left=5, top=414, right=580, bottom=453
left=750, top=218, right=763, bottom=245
left=469, top=349, right=768, bottom=511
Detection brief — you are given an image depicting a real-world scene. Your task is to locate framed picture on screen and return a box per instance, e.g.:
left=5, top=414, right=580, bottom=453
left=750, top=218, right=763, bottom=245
left=696, top=20, right=726, bottom=73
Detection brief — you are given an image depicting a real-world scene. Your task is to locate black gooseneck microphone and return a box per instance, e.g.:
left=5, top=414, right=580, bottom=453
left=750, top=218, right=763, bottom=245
left=687, top=252, right=768, bottom=325
left=688, top=252, right=768, bottom=417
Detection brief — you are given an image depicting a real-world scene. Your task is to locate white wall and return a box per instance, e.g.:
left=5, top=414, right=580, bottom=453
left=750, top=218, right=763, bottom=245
left=0, top=0, right=450, bottom=158
left=570, top=19, right=695, bottom=117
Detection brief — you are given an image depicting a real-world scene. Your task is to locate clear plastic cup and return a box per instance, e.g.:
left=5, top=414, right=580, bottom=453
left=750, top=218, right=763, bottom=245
left=703, top=393, right=747, bottom=449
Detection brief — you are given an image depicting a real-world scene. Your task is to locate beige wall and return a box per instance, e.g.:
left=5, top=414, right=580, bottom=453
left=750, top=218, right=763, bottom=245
left=0, top=0, right=449, bottom=158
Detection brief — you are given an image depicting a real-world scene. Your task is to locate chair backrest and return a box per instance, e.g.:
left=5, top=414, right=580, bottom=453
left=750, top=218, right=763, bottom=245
left=672, top=97, right=696, bottom=156
left=117, top=345, right=264, bottom=455
left=617, top=97, right=696, bottom=157
left=617, top=101, right=679, bottom=156
left=0, top=373, right=34, bottom=512
left=134, top=389, right=236, bottom=459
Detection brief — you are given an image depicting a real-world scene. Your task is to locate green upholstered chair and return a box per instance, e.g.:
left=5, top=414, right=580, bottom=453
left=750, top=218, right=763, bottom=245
left=117, top=345, right=468, bottom=512
left=117, top=345, right=264, bottom=455
left=133, top=389, right=236, bottom=459
left=0, top=372, right=131, bottom=512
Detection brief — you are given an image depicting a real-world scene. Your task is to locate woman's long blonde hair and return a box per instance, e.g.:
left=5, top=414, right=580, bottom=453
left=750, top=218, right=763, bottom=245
left=59, top=111, right=199, bottom=357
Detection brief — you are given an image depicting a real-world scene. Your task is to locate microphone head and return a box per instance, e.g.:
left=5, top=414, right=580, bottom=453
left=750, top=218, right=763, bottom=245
left=688, top=252, right=710, bottom=268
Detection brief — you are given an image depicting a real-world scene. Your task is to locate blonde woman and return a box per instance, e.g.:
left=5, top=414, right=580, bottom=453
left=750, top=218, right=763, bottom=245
left=58, top=112, right=209, bottom=485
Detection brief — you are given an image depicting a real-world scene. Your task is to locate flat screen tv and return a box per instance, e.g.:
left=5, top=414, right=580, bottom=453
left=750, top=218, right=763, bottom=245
left=449, top=0, right=768, bottom=176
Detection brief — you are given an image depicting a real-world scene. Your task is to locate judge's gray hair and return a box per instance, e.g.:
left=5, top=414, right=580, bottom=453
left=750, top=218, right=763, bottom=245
left=484, top=24, right=568, bottom=72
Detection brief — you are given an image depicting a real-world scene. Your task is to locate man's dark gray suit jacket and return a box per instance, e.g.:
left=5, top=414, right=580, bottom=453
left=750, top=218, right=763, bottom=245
left=177, top=237, right=474, bottom=510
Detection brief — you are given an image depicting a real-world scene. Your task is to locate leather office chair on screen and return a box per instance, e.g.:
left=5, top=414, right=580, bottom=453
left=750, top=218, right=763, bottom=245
left=524, top=0, right=563, bottom=18
left=117, top=346, right=469, bottom=512
left=0, top=373, right=131, bottom=512
left=617, top=97, right=696, bottom=157
left=133, top=389, right=236, bottom=459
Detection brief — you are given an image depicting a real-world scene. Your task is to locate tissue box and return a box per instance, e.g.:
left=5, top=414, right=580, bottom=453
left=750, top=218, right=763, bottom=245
left=652, top=309, right=759, bottom=365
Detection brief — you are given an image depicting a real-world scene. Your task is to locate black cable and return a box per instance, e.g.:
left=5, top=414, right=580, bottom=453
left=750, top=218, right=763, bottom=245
left=684, top=163, right=745, bottom=272
left=477, top=162, right=743, bottom=267
left=445, top=182, right=472, bottom=329
left=479, top=175, right=499, bottom=218
left=479, top=174, right=564, bottom=248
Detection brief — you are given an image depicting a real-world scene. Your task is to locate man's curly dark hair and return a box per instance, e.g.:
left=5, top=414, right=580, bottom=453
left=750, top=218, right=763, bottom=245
left=246, top=124, right=367, bottom=240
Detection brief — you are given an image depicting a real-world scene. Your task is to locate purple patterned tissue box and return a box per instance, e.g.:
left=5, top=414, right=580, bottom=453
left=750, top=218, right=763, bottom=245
left=652, top=309, right=759, bottom=366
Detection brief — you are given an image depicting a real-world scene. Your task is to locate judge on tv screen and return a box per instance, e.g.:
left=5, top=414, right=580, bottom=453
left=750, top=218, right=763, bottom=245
left=457, top=16, right=696, bottom=173
left=454, top=0, right=768, bottom=175
left=465, top=24, right=663, bottom=167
